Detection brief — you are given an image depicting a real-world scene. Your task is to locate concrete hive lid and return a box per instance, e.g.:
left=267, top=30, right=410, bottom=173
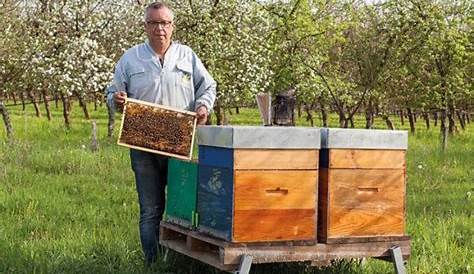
left=320, top=128, right=408, bottom=149
left=197, top=126, right=321, bottom=149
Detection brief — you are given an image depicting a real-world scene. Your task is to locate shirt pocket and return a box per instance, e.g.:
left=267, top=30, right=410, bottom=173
left=127, top=66, right=152, bottom=97
left=174, top=60, right=194, bottom=109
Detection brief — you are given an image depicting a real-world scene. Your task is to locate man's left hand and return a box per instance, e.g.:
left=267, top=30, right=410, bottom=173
left=196, top=105, right=208, bottom=125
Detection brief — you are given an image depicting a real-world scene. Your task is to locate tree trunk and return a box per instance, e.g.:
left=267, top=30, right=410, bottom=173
left=407, top=108, right=415, bottom=134
left=60, top=93, right=71, bottom=130
left=106, top=102, right=115, bottom=138
left=20, top=92, right=26, bottom=111
left=343, top=118, right=349, bottom=128
left=433, top=112, right=438, bottom=127
left=94, top=98, right=98, bottom=111
left=42, top=90, right=52, bottom=121
left=349, top=116, right=355, bottom=128
left=76, top=93, right=90, bottom=120
left=448, top=103, right=457, bottom=134
left=0, top=101, right=14, bottom=142
left=214, top=99, right=224, bottom=125
left=383, top=115, right=394, bottom=130
left=440, top=110, right=448, bottom=151
left=466, top=112, right=471, bottom=124
left=365, top=110, right=373, bottom=129
left=12, top=92, right=17, bottom=105
left=321, top=106, right=328, bottom=127
left=456, top=111, right=465, bottom=130
left=28, top=91, right=41, bottom=117
left=235, top=106, right=239, bottom=114
left=365, top=101, right=374, bottom=129
left=338, top=110, right=347, bottom=128
left=422, top=112, right=430, bottom=130
left=304, top=106, right=314, bottom=127
left=399, top=110, right=404, bottom=125
left=54, top=93, right=59, bottom=109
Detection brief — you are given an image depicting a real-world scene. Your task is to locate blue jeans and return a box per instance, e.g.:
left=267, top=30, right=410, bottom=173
left=130, top=149, right=168, bottom=264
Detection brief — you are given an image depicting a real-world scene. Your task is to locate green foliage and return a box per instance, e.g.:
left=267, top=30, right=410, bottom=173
left=173, top=0, right=274, bottom=108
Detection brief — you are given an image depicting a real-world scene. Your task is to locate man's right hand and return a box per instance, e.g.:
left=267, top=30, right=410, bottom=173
left=114, top=91, right=127, bottom=112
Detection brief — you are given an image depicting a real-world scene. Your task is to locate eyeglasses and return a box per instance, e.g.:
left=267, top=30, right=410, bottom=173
left=146, top=20, right=173, bottom=29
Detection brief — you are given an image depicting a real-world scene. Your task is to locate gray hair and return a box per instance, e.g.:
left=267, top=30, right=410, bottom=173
left=144, top=2, right=175, bottom=22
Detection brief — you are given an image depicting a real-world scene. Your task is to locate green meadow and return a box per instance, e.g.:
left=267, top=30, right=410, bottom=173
left=0, top=104, right=472, bottom=273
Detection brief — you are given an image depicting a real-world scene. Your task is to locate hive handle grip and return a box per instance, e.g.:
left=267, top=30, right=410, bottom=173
left=265, top=187, right=289, bottom=195
left=357, top=187, right=379, bottom=193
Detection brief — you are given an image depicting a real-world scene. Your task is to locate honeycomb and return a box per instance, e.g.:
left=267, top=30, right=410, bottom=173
left=119, top=100, right=196, bottom=157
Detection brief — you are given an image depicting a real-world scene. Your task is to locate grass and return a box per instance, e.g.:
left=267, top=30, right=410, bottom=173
left=0, top=103, right=473, bottom=274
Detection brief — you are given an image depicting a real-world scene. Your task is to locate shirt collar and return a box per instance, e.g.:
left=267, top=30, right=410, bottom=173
left=145, top=40, right=175, bottom=58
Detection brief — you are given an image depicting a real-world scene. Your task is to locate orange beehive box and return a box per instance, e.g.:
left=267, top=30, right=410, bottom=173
left=318, top=128, right=408, bottom=243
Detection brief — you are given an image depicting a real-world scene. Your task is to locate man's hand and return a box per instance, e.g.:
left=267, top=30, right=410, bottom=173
left=196, top=105, right=208, bottom=125
left=114, top=91, right=127, bottom=112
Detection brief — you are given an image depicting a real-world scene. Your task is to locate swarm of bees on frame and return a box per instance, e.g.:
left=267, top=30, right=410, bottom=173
left=119, top=101, right=195, bottom=156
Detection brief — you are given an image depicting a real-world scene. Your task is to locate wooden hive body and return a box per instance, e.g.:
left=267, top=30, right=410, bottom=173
left=165, top=159, right=198, bottom=228
left=197, top=126, right=321, bottom=243
left=318, top=128, right=408, bottom=243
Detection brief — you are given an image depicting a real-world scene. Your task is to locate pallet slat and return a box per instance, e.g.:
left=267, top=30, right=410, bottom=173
left=159, top=222, right=411, bottom=270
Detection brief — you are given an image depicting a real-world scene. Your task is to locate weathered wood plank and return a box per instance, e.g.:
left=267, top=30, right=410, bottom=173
left=221, top=240, right=411, bottom=265
left=198, top=146, right=234, bottom=169
left=160, top=222, right=410, bottom=268
left=328, top=149, right=406, bottom=169
left=234, top=149, right=319, bottom=170
left=317, top=168, right=329, bottom=241
left=324, top=235, right=411, bottom=244
left=319, top=168, right=406, bottom=240
left=233, top=209, right=315, bottom=242
left=161, top=239, right=236, bottom=272
left=197, top=165, right=234, bottom=241
left=328, top=207, right=405, bottom=238
left=166, top=159, right=198, bottom=227
left=234, top=170, right=317, bottom=210
left=328, top=169, right=405, bottom=209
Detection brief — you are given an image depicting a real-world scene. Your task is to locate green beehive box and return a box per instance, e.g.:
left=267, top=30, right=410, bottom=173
left=165, top=158, right=198, bottom=228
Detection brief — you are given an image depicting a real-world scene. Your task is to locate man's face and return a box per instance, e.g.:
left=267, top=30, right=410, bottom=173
left=144, top=7, right=174, bottom=47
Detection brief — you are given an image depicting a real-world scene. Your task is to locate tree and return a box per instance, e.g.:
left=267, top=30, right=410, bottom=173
left=173, top=0, right=274, bottom=124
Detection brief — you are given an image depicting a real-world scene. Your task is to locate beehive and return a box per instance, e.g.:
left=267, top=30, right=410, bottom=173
left=318, top=128, right=408, bottom=243
left=197, top=126, right=321, bottom=243
left=165, top=158, right=198, bottom=228
left=118, top=98, right=197, bottom=160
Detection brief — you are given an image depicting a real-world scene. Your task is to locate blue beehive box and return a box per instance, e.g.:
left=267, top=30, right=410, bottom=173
left=197, top=126, right=321, bottom=243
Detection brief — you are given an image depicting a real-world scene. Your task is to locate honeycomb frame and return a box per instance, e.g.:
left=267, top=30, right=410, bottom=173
left=117, top=98, right=197, bottom=160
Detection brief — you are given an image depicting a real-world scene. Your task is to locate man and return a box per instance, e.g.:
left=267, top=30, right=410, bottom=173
left=106, top=2, right=216, bottom=264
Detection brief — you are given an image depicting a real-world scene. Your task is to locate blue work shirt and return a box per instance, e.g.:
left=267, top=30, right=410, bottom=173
left=107, top=41, right=216, bottom=112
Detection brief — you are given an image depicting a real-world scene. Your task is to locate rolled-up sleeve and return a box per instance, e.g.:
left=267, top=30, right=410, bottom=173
left=192, top=52, right=216, bottom=112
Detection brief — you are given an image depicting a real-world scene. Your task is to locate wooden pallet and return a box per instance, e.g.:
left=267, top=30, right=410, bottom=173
left=159, top=221, right=411, bottom=273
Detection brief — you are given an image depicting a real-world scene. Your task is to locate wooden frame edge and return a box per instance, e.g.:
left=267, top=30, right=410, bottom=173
left=116, top=98, right=197, bottom=160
